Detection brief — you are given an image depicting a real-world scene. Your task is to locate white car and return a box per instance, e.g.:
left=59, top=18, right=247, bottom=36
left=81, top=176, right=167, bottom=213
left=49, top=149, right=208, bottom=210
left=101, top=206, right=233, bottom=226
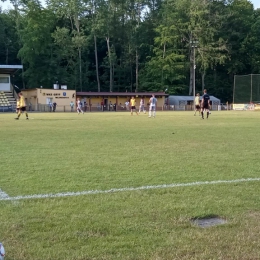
left=0, top=243, right=5, bottom=260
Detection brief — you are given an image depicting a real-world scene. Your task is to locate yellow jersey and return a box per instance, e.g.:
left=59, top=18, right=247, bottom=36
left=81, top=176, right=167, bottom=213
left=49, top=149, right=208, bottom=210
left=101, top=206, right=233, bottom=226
left=16, top=101, right=20, bottom=108
left=130, top=98, right=136, bottom=106
left=19, top=96, right=26, bottom=107
left=195, top=96, right=200, bottom=106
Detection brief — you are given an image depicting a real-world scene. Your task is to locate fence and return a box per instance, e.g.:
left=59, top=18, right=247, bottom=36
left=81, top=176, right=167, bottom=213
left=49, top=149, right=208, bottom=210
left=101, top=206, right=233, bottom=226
left=233, top=74, right=260, bottom=103
left=0, top=104, right=231, bottom=113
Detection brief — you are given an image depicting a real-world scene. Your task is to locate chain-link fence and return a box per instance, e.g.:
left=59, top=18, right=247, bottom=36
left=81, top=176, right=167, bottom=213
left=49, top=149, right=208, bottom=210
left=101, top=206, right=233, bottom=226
left=233, top=74, right=260, bottom=103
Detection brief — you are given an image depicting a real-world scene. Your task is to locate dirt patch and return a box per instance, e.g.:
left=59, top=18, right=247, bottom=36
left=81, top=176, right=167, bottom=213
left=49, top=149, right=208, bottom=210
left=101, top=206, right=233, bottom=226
left=191, top=215, right=227, bottom=228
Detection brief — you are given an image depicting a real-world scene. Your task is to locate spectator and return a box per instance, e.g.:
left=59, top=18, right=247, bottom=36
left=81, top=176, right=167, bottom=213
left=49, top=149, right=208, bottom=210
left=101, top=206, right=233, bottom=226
left=70, top=101, right=74, bottom=112
left=125, top=100, right=129, bottom=110
left=49, top=102, right=52, bottom=112
left=113, top=103, right=117, bottom=112
left=109, top=101, right=113, bottom=111
left=52, top=102, right=57, bottom=112
left=139, top=98, right=146, bottom=114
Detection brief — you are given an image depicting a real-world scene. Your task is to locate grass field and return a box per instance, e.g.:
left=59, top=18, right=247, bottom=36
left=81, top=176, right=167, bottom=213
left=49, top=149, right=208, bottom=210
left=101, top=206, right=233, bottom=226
left=0, top=111, right=260, bottom=260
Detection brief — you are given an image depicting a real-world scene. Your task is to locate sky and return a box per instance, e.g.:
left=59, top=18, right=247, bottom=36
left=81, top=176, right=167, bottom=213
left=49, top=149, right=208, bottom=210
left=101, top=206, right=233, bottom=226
left=1, top=0, right=260, bottom=10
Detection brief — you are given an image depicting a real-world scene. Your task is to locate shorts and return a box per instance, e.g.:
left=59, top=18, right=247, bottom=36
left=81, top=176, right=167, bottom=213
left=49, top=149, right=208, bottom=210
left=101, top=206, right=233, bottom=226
left=195, top=105, right=200, bottom=109
left=202, top=104, right=209, bottom=110
left=149, top=105, right=156, bottom=111
left=20, top=106, right=26, bottom=112
left=131, top=106, right=136, bottom=109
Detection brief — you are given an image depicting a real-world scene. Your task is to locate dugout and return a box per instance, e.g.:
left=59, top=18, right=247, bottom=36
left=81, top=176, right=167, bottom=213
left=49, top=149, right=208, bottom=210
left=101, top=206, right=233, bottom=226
left=166, top=95, right=221, bottom=111
left=76, top=92, right=167, bottom=111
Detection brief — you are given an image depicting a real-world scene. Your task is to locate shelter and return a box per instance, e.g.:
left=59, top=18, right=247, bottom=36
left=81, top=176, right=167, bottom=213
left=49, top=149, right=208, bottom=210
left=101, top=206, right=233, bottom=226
left=76, top=92, right=167, bottom=111
left=167, top=95, right=221, bottom=111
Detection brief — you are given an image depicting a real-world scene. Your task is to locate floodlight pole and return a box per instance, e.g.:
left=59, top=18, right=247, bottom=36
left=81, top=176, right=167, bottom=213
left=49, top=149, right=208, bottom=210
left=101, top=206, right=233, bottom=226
left=233, top=75, right=236, bottom=104
left=190, top=40, right=198, bottom=111
left=250, top=74, right=253, bottom=103
left=193, top=47, right=196, bottom=109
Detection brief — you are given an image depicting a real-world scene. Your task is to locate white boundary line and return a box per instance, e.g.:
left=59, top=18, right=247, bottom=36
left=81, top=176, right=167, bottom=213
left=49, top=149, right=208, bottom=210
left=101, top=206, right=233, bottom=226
left=0, top=189, right=10, bottom=200
left=1, top=178, right=260, bottom=201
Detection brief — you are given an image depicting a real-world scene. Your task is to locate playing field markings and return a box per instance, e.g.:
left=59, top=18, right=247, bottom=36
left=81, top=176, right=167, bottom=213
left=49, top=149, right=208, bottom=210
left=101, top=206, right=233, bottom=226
left=0, top=178, right=259, bottom=201
left=0, top=188, right=10, bottom=200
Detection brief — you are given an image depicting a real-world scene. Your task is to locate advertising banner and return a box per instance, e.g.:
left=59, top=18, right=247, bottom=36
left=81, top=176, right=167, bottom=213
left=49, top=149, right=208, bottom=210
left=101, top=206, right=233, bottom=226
left=233, top=104, right=255, bottom=110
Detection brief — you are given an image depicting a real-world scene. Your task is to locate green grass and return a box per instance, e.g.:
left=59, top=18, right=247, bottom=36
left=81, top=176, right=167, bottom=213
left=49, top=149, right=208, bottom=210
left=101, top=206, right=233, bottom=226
left=0, top=111, right=259, bottom=260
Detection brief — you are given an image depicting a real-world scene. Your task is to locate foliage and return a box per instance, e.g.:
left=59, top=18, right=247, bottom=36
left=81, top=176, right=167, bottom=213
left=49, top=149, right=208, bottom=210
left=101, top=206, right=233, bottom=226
left=0, top=0, right=259, bottom=101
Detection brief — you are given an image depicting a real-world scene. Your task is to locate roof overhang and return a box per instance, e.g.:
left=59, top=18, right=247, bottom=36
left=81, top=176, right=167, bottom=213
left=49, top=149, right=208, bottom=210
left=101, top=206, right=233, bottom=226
left=76, top=92, right=168, bottom=97
left=0, top=65, right=23, bottom=75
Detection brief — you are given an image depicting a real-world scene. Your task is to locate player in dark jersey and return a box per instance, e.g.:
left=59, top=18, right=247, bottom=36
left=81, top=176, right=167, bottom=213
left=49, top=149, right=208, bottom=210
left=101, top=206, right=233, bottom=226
left=201, top=89, right=210, bottom=119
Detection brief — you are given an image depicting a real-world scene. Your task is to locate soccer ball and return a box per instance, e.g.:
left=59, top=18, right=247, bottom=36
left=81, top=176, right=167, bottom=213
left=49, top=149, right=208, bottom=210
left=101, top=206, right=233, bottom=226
left=0, top=243, right=5, bottom=260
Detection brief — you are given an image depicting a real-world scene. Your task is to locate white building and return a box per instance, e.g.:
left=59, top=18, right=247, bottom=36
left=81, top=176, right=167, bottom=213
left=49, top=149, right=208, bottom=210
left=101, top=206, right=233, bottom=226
left=0, top=65, right=23, bottom=91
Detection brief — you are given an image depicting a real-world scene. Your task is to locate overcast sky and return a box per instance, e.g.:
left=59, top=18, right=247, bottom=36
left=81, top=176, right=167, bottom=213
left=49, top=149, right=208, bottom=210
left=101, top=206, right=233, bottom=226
left=1, top=0, right=260, bottom=12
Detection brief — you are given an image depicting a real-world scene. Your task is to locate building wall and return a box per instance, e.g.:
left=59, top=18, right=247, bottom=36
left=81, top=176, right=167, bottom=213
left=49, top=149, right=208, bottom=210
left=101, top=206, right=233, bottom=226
left=22, top=89, right=76, bottom=111
left=0, top=74, right=10, bottom=91
left=36, top=89, right=76, bottom=106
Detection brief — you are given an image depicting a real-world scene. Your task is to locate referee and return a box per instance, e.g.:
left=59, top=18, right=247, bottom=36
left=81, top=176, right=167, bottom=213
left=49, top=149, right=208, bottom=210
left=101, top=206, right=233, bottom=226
left=201, top=89, right=210, bottom=119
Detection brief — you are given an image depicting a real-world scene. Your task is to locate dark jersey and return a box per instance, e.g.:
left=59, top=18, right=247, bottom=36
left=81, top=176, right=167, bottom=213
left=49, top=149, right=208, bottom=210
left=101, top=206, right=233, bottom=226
left=202, top=94, right=210, bottom=105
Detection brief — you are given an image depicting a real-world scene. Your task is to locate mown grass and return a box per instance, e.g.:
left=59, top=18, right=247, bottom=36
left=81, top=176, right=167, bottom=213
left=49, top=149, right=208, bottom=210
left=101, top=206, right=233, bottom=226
left=0, top=111, right=259, bottom=260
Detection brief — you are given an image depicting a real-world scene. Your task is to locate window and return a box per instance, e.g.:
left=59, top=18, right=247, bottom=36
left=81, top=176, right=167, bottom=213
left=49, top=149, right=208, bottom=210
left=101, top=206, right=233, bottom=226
left=46, top=98, right=53, bottom=104
left=0, top=77, right=9, bottom=83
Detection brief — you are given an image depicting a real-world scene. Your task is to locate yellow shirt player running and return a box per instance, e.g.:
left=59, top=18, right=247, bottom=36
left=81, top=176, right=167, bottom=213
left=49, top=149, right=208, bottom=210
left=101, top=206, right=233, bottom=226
left=194, top=93, right=200, bottom=116
left=15, top=92, right=29, bottom=120
left=16, top=99, right=20, bottom=114
left=130, top=96, right=138, bottom=115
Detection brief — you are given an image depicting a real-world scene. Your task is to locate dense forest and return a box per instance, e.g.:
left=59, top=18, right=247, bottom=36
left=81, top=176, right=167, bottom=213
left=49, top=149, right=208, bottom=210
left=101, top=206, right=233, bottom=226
left=0, top=0, right=260, bottom=101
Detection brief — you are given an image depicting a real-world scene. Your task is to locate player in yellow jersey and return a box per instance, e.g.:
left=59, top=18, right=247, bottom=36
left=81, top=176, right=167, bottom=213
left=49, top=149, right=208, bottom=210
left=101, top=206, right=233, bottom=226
left=130, top=96, right=138, bottom=115
left=194, top=93, right=200, bottom=116
left=15, top=92, right=29, bottom=120
left=16, top=98, right=20, bottom=114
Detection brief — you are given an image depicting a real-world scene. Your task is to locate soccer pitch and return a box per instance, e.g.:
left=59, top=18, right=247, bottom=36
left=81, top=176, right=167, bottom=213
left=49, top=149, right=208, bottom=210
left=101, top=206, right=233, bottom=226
left=0, top=111, right=259, bottom=260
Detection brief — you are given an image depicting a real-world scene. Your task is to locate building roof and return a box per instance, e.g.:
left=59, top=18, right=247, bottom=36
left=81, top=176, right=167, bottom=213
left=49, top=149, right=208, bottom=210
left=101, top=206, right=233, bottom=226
left=21, top=88, right=75, bottom=92
left=76, top=92, right=167, bottom=97
left=0, top=65, right=23, bottom=74
left=168, top=95, right=220, bottom=101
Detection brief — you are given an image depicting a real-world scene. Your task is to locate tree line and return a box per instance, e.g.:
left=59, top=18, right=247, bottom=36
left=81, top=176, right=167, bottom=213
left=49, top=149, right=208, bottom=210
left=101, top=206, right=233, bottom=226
left=0, top=0, right=260, bottom=102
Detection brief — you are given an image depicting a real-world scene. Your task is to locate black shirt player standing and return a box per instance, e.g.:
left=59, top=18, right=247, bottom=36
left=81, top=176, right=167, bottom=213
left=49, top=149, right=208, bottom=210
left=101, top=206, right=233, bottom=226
left=201, top=89, right=210, bottom=119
